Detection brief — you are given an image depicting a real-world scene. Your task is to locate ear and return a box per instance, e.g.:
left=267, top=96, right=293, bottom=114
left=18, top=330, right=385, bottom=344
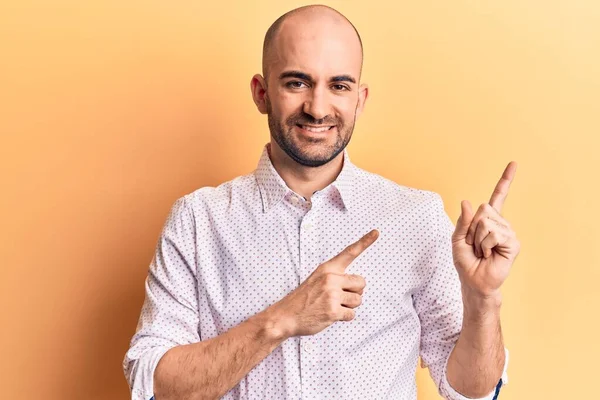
left=355, top=83, right=369, bottom=118
left=250, top=74, right=269, bottom=115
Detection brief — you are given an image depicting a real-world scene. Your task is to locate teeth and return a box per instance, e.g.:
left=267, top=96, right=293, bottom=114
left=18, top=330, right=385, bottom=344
left=301, top=125, right=331, bottom=133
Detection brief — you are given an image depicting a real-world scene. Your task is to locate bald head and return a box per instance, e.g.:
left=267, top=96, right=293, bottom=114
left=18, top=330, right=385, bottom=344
left=262, top=5, right=363, bottom=82
left=250, top=5, right=369, bottom=170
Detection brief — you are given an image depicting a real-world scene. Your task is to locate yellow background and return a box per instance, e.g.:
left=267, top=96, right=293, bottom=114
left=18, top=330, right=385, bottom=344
left=1, top=1, right=598, bottom=399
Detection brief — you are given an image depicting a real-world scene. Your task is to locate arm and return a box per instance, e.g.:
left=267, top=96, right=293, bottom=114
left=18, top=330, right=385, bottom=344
left=123, top=196, right=288, bottom=400
left=445, top=287, right=505, bottom=397
left=415, top=194, right=509, bottom=400
left=154, top=306, right=289, bottom=400
left=446, top=162, right=520, bottom=398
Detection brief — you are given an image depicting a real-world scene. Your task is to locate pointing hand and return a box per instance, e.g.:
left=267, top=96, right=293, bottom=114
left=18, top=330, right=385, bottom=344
left=452, top=162, right=521, bottom=298
left=271, top=229, right=379, bottom=338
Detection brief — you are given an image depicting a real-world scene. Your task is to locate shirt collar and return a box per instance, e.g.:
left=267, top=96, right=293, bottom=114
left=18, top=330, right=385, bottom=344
left=255, top=143, right=355, bottom=213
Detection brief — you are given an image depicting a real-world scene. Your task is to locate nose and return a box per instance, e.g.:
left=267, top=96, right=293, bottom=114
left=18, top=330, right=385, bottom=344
left=302, top=86, right=331, bottom=121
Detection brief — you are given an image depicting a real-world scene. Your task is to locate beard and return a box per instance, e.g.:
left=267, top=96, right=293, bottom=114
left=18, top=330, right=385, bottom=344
left=266, top=97, right=357, bottom=168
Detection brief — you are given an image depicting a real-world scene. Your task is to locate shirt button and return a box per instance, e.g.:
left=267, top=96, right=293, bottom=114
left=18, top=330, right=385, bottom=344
left=303, top=223, right=313, bottom=231
left=290, top=196, right=299, bottom=204
left=303, top=342, right=314, bottom=353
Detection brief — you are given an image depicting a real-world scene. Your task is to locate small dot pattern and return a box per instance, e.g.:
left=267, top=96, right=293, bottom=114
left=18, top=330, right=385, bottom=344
left=123, top=143, right=508, bottom=400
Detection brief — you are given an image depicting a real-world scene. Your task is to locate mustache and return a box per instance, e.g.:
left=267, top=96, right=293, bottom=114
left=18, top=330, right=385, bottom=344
left=286, top=112, right=339, bottom=127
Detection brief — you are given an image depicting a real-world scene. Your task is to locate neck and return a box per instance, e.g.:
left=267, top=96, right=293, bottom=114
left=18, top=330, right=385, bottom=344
left=268, top=141, right=345, bottom=200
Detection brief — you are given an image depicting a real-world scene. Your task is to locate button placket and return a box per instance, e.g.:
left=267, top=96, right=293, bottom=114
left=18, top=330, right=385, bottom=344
left=298, top=200, right=321, bottom=398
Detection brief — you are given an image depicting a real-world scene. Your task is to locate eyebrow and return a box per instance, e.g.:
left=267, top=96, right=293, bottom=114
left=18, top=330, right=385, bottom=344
left=278, top=70, right=356, bottom=84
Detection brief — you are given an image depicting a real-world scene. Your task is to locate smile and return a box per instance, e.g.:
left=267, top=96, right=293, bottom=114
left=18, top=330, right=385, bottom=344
left=296, top=124, right=335, bottom=133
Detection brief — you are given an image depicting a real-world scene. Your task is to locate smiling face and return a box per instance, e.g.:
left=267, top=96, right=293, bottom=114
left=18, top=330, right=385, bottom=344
left=252, top=6, right=368, bottom=168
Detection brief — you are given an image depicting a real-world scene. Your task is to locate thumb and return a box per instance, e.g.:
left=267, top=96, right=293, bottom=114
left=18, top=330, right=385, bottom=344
left=454, top=200, right=474, bottom=239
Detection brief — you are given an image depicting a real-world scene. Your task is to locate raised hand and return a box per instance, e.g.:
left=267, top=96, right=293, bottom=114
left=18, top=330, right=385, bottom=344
left=452, top=162, right=521, bottom=298
left=271, top=229, right=379, bottom=338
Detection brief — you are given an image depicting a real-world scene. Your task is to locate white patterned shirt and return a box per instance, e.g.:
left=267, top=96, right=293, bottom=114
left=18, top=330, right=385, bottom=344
left=123, top=143, right=509, bottom=400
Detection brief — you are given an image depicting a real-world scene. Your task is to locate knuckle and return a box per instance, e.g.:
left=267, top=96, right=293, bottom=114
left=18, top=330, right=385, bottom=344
left=345, top=309, right=356, bottom=321
left=351, top=274, right=366, bottom=286
left=318, top=262, right=333, bottom=274
left=358, top=275, right=366, bottom=287
left=326, top=301, right=338, bottom=316
left=325, top=290, right=338, bottom=304
left=482, top=218, right=494, bottom=230
left=508, top=233, right=518, bottom=245
left=323, top=273, right=336, bottom=287
left=346, top=292, right=362, bottom=307
left=355, top=294, right=363, bottom=306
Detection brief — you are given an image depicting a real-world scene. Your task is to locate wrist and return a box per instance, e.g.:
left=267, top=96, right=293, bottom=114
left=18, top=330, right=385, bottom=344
left=259, top=303, right=295, bottom=342
left=461, top=285, right=502, bottom=325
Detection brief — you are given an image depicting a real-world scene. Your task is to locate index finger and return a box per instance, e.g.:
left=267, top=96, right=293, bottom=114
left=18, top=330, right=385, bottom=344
left=329, top=229, right=379, bottom=271
left=489, top=161, right=517, bottom=213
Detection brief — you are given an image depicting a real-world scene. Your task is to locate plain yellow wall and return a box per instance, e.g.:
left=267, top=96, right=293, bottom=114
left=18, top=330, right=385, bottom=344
left=1, top=1, right=598, bottom=399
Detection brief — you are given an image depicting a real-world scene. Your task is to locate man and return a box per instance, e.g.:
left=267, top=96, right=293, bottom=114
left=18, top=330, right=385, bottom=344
left=123, top=4, right=519, bottom=400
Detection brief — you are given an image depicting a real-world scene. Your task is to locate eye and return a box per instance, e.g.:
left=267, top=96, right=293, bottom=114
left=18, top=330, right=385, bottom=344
left=286, top=81, right=308, bottom=89
left=332, top=84, right=350, bottom=91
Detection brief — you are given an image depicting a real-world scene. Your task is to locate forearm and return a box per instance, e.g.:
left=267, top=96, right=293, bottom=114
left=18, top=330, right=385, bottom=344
left=153, top=306, right=289, bottom=400
left=446, top=286, right=505, bottom=398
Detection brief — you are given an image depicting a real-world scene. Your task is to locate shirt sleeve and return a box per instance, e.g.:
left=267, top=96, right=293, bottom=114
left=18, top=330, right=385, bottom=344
left=122, top=196, right=201, bottom=400
left=413, top=193, right=509, bottom=400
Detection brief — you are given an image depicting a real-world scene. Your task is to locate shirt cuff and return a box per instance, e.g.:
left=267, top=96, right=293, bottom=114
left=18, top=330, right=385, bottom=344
left=125, top=346, right=172, bottom=400
left=440, top=347, right=509, bottom=400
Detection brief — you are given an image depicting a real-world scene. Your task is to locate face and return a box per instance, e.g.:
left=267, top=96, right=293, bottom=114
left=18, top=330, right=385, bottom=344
left=265, top=79, right=356, bottom=167
left=252, top=15, right=368, bottom=168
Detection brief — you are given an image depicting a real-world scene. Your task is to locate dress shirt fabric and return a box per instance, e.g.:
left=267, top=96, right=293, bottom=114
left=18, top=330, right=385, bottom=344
left=123, top=143, right=508, bottom=400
